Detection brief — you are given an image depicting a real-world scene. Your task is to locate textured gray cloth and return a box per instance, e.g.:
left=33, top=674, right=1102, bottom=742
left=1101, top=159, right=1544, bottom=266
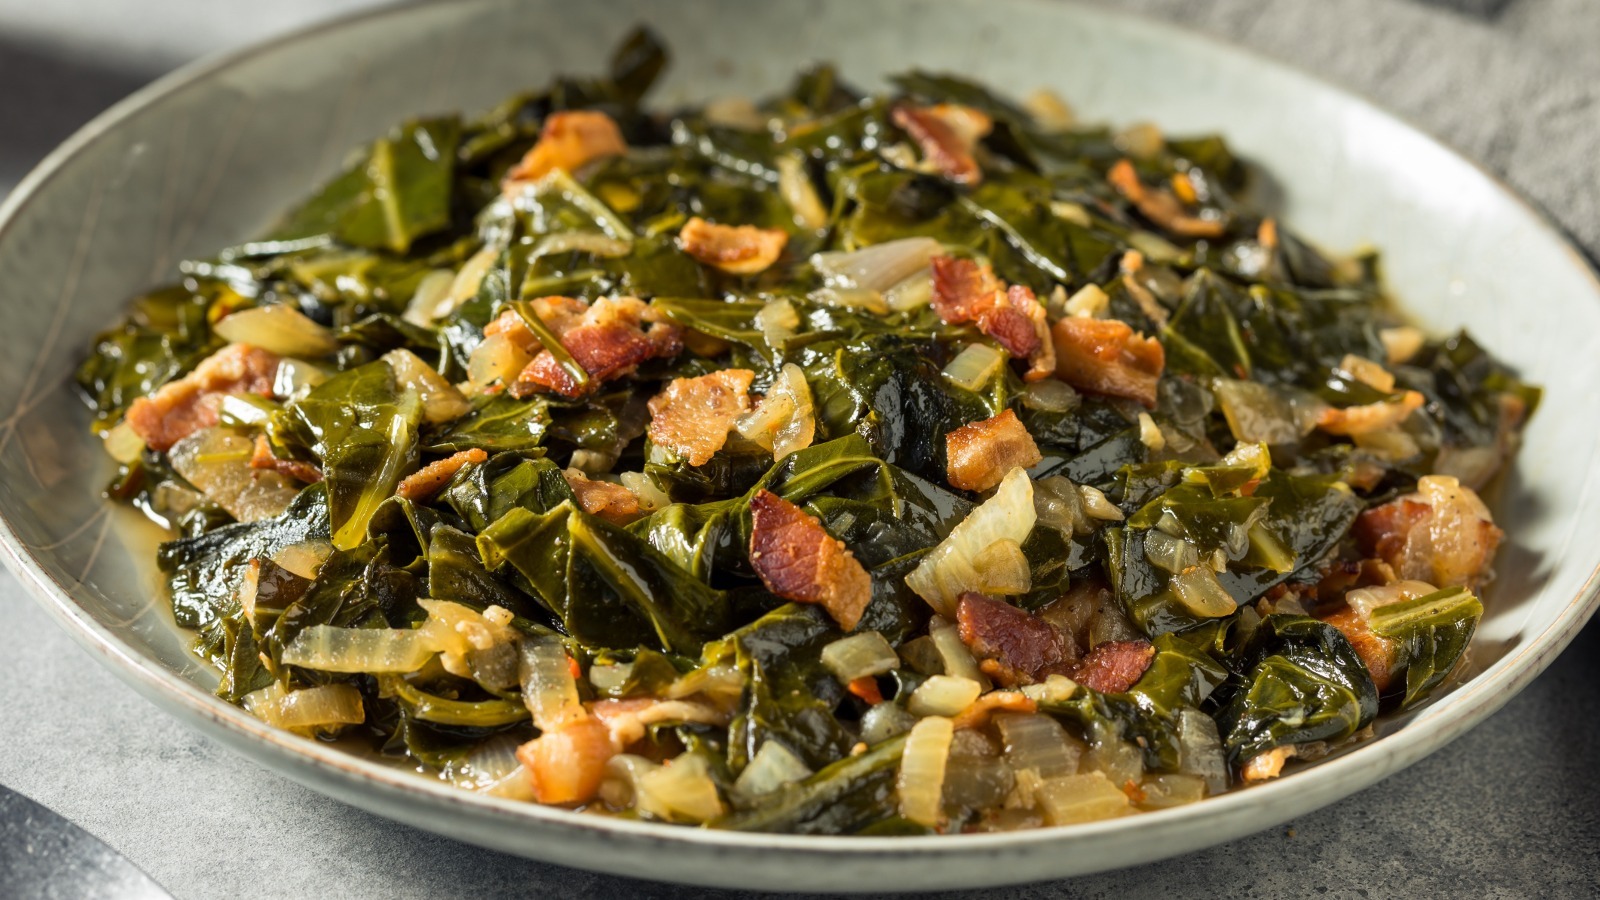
left=2, top=1, right=1599, bottom=897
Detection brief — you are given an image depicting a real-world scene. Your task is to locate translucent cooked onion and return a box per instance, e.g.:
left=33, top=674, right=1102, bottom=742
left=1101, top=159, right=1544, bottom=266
left=599, top=754, right=662, bottom=811
left=907, top=675, right=983, bottom=717
left=733, top=740, right=813, bottom=798
left=402, top=268, right=456, bottom=327
left=884, top=269, right=934, bottom=312
left=1020, top=378, right=1080, bottom=413
left=1214, top=379, right=1323, bottom=445
left=812, top=236, right=941, bottom=293
left=1035, top=475, right=1093, bottom=537
left=636, top=754, right=726, bottom=824
left=618, top=472, right=671, bottom=513
left=777, top=153, right=828, bottom=230
left=214, top=305, right=340, bottom=358
left=970, top=539, right=1031, bottom=595
left=281, top=624, right=437, bottom=674
left=906, top=467, right=1037, bottom=616
left=734, top=362, right=815, bottom=460
left=1143, top=529, right=1200, bottom=575
left=441, top=247, right=499, bottom=319
left=243, top=683, right=365, bottom=731
left=272, top=357, right=329, bottom=400
left=810, top=286, right=888, bottom=315
left=929, top=620, right=987, bottom=684
left=1176, top=708, right=1229, bottom=795
left=942, top=343, right=1006, bottom=392
left=820, top=631, right=900, bottom=683
left=1086, top=723, right=1144, bottom=787
left=942, top=750, right=1014, bottom=815
left=1136, top=773, right=1206, bottom=810
left=519, top=636, right=583, bottom=731
left=168, top=428, right=299, bottom=523
left=101, top=421, right=145, bottom=464
left=383, top=349, right=471, bottom=425
left=860, top=703, right=918, bottom=745
left=897, top=716, right=954, bottom=827
left=271, top=541, right=332, bottom=580
left=754, top=299, right=800, bottom=350
left=994, top=712, right=1080, bottom=779
left=466, top=331, right=534, bottom=391
left=1170, top=565, right=1238, bottom=618
left=1346, top=579, right=1439, bottom=622
left=1079, top=484, right=1124, bottom=522
left=1035, top=772, right=1132, bottom=826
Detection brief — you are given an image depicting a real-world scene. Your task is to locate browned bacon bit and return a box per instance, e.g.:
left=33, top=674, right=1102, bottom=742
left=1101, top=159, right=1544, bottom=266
left=1353, top=476, right=1502, bottom=588
left=1314, top=557, right=1396, bottom=606
left=929, top=257, right=1053, bottom=375
left=561, top=468, right=641, bottom=525
left=396, top=448, right=488, bottom=502
left=1320, top=607, right=1397, bottom=693
left=890, top=103, right=993, bottom=186
left=930, top=255, right=1003, bottom=322
left=951, top=690, right=1038, bottom=730
left=647, top=369, right=756, bottom=466
left=503, top=110, right=626, bottom=188
left=676, top=217, right=789, bottom=275
left=249, top=435, right=322, bottom=484
left=1069, top=640, right=1155, bottom=694
left=125, top=344, right=280, bottom=452
left=507, top=296, right=684, bottom=400
left=1315, top=390, right=1425, bottom=436
left=945, top=409, right=1043, bottom=493
left=748, top=489, right=873, bottom=631
left=1051, top=316, right=1165, bottom=408
left=956, top=592, right=1067, bottom=687
left=1107, top=159, right=1226, bottom=239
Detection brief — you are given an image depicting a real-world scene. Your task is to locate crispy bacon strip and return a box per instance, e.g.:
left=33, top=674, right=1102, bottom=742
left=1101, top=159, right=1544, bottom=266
left=891, top=103, right=993, bottom=186
left=562, top=468, right=642, bottom=525
left=748, top=489, right=873, bottom=630
left=1051, top=316, right=1165, bottom=409
left=647, top=369, right=756, bottom=466
left=676, top=217, right=789, bottom=275
left=396, top=449, right=487, bottom=501
left=1107, top=159, right=1226, bottom=239
left=504, top=296, right=684, bottom=399
left=1069, top=640, right=1155, bottom=694
left=1353, top=475, right=1502, bottom=588
left=125, top=344, right=280, bottom=452
left=945, top=409, right=1042, bottom=493
left=929, top=257, right=1053, bottom=377
left=516, top=716, right=616, bottom=805
left=1315, top=390, right=1425, bottom=436
left=956, top=592, right=1067, bottom=687
left=250, top=435, right=322, bottom=484
left=503, top=110, right=626, bottom=188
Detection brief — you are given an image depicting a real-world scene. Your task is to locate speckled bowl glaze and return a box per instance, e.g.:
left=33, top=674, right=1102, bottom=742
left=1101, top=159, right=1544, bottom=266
left=2, top=0, right=1597, bottom=891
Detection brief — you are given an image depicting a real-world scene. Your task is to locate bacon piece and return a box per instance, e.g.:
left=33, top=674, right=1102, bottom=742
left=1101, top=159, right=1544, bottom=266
left=945, top=409, right=1043, bottom=493
left=891, top=103, right=993, bottom=186
left=956, top=592, right=1067, bottom=687
left=1315, top=390, right=1425, bottom=436
left=516, top=716, right=617, bottom=805
left=588, top=698, right=731, bottom=748
left=748, top=489, right=873, bottom=630
left=950, top=690, right=1038, bottom=730
left=562, top=468, right=641, bottom=525
left=847, top=676, right=884, bottom=706
left=1353, top=475, right=1502, bottom=589
left=647, top=369, right=756, bottom=466
left=250, top=435, right=322, bottom=484
left=929, top=257, right=1052, bottom=376
left=396, top=448, right=488, bottom=502
left=1240, top=745, right=1295, bottom=784
left=1069, top=640, right=1155, bottom=694
left=1051, top=316, right=1165, bottom=409
left=1107, top=159, right=1226, bottom=239
left=504, top=110, right=626, bottom=188
left=125, top=344, right=280, bottom=452
left=505, top=296, right=684, bottom=399
left=1321, top=607, right=1398, bottom=693
left=676, top=217, right=789, bottom=275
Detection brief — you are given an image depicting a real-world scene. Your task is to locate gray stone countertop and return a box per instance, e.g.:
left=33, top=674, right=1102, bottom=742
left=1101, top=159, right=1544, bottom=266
left=2, top=1, right=1598, bottom=897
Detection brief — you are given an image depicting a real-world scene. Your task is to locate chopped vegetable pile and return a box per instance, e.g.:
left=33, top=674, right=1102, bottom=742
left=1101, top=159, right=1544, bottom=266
left=79, top=29, right=1539, bottom=834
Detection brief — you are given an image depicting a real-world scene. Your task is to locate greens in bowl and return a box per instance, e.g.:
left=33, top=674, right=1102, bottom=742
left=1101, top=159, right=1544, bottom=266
left=76, top=28, right=1537, bottom=835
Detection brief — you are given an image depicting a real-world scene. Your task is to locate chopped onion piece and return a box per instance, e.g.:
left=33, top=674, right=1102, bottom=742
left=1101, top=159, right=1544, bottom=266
left=1036, top=772, right=1132, bottom=826
left=884, top=269, right=934, bottom=311
left=1086, top=723, right=1145, bottom=787
left=281, top=624, right=436, bottom=674
left=1176, top=708, right=1229, bottom=795
left=1138, top=773, right=1206, bottom=809
left=1170, top=565, right=1238, bottom=618
left=703, top=96, right=766, bottom=130
left=403, top=269, right=456, bottom=327
left=776, top=153, right=828, bottom=230
left=810, top=286, right=887, bottom=315
left=1214, top=379, right=1322, bottom=445
left=215, top=305, right=340, bottom=358
left=1050, top=201, right=1091, bottom=227
left=243, top=683, right=364, bottom=731
left=755, top=299, right=800, bottom=350
left=1128, top=231, right=1183, bottom=264
left=970, top=538, right=1031, bottom=595
left=440, top=247, right=499, bottom=320
left=1379, top=325, right=1426, bottom=365
left=905, top=467, right=1036, bottom=616
left=1034, top=475, right=1092, bottom=536
left=519, top=636, right=584, bottom=731
left=383, top=349, right=471, bottom=424
left=860, top=703, right=918, bottom=745
left=1081, top=485, right=1125, bottom=520
left=1113, top=122, right=1164, bottom=160
left=1337, top=353, right=1396, bottom=393
left=1346, top=580, right=1438, bottom=622
left=812, top=237, right=941, bottom=293
left=733, top=740, right=813, bottom=798
left=1020, top=378, right=1080, bottom=413
left=942, top=343, right=1006, bottom=392
left=821, top=631, right=900, bottom=683
left=929, top=620, right=987, bottom=684
left=599, top=754, right=662, bottom=811
left=995, top=712, right=1081, bottom=779
left=734, top=362, right=814, bottom=460
left=168, top=428, right=299, bottom=523
left=588, top=661, right=633, bottom=695
left=1143, top=529, right=1199, bottom=575
left=1137, top=412, right=1166, bottom=450
left=618, top=471, right=672, bottom=513
left=272, top=541, right=332, bottom=580
left=907, top=675, right=983, bottom=717
left=466, top=331, right=534, bottom=392
left=102, top=421, right=145, bottom=464
left=636, top=754, right=726, bottom=824
left=1023, top=88, right=1075, bottom=130
left=897, top=716, right=954, bottom=826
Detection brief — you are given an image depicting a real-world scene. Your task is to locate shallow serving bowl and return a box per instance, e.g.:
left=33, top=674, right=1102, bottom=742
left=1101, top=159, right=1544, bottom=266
left=2, top=0, right=1598, bottom=891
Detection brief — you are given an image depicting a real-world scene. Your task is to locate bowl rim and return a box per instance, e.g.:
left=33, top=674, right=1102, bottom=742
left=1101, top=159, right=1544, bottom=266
left=2, top=0, right=1599, bottom=868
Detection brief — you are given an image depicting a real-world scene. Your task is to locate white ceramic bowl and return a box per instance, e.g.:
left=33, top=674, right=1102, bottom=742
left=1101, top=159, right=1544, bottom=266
left=2, top=0, right=1597, bottom=891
